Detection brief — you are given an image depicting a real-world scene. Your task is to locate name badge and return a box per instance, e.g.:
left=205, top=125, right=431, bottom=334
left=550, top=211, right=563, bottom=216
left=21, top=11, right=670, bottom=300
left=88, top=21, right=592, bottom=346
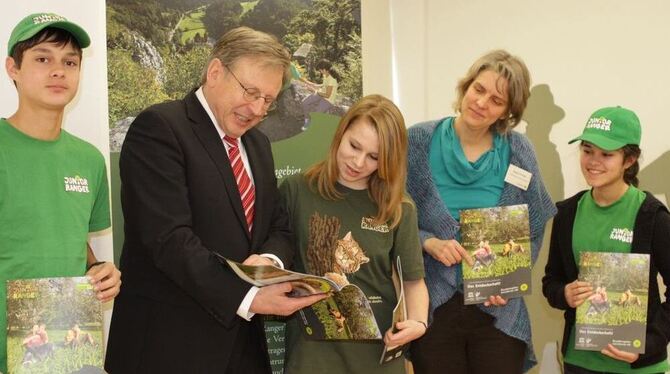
left=504, top=164, right=532, bottom=191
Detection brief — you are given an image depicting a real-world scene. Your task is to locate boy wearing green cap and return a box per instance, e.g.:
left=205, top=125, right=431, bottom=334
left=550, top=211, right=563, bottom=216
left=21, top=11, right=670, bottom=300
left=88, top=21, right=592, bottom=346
left=0, top=13, right=121, bottom=373
left=543, top=106, right=670, bottom=373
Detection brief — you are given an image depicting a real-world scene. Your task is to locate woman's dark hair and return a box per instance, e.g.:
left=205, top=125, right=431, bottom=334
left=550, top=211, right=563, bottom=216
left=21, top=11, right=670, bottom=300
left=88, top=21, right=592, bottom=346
left=622, top=144, right=642, bottom=187
left=315, top=59, right=341, bottom=81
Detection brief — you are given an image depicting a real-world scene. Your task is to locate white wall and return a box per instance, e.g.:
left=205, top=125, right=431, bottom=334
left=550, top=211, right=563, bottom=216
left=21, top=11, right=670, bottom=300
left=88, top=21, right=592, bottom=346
left=384, top=0, right=670, bottom=196
left=363, top=1, right=670, bottom=372
left=0, top=0, right=114, bottom=345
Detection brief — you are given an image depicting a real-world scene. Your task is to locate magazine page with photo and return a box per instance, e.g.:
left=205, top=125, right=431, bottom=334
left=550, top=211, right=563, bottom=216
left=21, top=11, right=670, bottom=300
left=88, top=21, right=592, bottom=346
left=460, top=204, right=532, bottom=305
left=221, top=231, right=382, bottom=341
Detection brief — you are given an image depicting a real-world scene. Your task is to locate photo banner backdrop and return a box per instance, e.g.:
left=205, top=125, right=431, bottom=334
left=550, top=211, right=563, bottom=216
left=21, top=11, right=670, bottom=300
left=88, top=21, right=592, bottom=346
left=106, top=1, right=361, bottom=372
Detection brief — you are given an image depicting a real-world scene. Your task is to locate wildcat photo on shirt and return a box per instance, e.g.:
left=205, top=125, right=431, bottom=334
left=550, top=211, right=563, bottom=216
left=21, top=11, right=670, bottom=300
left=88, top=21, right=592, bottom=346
left=299, top=213, right=381, bottom=340
left=220, top=212, right=382, bottom=340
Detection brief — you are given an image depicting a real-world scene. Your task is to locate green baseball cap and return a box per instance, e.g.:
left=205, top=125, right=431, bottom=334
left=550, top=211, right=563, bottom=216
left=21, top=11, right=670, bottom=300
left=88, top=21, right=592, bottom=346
left=7, top=13, right=90, bottom=56
left=569, top=106, right=641, bottom=151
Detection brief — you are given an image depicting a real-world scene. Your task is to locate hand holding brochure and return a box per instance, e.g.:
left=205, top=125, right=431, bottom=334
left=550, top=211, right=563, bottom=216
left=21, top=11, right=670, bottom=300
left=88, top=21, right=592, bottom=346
left=220, top=256, right=382, bottom=340
left=222, top=256, right=342, bottom=296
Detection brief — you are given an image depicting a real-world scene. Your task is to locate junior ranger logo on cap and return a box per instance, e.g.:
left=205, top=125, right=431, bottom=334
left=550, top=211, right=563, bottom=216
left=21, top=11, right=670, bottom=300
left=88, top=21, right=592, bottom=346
left=33, top=14, right=67, bottom=24
left=585, top=117, right=611, bottom=131
left=7, top=12, right=91, bottom=56
left=568, top=106, right=641, bottom=150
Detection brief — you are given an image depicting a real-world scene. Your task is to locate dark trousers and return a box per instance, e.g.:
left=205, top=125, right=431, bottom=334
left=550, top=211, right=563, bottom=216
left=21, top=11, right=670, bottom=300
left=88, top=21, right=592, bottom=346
left=564, top=362, right=663, bottom=374
left=410, top=292, right=526, bottom=374
left=106, top=292, right=270, bottom=374
left=225, top=321, right=271, bottom=374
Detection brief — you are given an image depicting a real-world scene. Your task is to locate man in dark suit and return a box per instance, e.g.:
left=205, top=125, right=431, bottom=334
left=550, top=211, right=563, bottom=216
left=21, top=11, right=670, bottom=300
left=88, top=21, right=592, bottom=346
left=105, top=27, right=325, bottom=374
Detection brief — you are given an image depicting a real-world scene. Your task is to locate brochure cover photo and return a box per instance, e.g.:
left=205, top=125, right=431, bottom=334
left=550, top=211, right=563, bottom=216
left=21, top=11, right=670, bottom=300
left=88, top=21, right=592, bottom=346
left=5, top=276, right=104, bottom=374
left=460, top=204, right=531, bottom=305
left=575, top=252, right=650, bottom=353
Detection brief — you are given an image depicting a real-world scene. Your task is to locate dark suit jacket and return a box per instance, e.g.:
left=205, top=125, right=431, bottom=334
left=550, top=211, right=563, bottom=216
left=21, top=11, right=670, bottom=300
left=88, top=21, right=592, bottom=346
left=105, top=91, right=293, bottom=373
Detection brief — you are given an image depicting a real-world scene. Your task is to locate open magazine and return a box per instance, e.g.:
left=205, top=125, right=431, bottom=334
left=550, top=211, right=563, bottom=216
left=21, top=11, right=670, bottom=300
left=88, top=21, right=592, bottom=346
left=379, top=257, right=407, bottom=364
left=221, top=256, right=382, bottom=340
left=575, top=252, right=650, bottom=353
left=5, top=276, right=104, bottom=374
left=460, top=204, right=531, bottom=305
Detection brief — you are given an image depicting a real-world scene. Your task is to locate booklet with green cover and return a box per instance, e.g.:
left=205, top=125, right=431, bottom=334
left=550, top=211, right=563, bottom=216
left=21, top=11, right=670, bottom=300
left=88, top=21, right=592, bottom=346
left=460, top=204, right=531, bottom=305
left=5, top=276, right=104, bottom=374
left=575, top=252, right=650, bottom=353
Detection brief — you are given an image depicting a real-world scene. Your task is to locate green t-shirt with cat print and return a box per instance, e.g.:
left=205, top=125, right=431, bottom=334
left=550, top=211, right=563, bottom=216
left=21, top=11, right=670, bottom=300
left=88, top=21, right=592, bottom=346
left=565, top=185, right=669, bottom=373
left=279, top=174, right=424, bottom=374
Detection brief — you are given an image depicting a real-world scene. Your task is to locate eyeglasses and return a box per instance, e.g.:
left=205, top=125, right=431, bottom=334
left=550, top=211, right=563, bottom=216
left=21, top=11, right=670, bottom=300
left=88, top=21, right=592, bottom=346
left=225, top=65, right=277, bottom=111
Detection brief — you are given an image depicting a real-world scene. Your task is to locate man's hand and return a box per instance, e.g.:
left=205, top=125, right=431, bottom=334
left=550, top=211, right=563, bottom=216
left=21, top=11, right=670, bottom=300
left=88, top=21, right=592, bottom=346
left=564, top=280, right=593, bottom=308
left=86, top=262, right=122, bottom=303
left=242, top=254, right=275, bottom=266
left=423, top=238, right=474, bottom=267
left=249, top=283, right=328, bottom=316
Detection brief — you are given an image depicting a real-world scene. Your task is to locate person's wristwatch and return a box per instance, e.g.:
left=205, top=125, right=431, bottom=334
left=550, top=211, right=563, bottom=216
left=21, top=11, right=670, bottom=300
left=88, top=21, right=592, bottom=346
left=86, top=261, right=106, bottom=271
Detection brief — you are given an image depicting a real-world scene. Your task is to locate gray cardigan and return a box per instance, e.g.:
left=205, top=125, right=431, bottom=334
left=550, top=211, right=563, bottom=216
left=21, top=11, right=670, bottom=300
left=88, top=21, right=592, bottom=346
left=406, top=118, right=556, bottom=371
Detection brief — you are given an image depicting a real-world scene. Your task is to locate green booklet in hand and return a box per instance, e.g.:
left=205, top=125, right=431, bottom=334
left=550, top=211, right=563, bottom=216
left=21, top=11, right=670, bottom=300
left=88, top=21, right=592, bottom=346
left=575, top=252, right=650, bottom=353
left=460, top=204, right=531, bottom=305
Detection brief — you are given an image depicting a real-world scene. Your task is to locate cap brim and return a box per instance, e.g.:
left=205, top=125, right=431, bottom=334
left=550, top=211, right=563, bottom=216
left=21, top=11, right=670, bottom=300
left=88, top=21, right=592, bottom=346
left=568, top=133, right=626, bottom=151
left=47, top=21, right=91, bottom=49
left=11, top=20, right=90, bottom=55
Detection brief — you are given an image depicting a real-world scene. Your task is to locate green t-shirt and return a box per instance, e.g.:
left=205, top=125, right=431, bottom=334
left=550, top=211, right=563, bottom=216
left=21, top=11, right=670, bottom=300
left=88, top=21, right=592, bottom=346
left=280, top=174, right=424, bottom=374
left=0, top=119, right=111, bottom=373
left=566, top=186, right=669, bottom=373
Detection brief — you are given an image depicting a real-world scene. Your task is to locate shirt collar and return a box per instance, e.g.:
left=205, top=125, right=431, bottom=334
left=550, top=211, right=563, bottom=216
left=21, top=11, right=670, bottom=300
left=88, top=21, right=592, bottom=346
left=195, top=86, right=226, bottom=140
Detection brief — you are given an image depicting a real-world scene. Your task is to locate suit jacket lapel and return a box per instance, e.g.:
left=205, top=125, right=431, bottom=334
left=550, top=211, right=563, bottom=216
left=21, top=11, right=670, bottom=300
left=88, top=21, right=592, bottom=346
left=185, top=91, right=249, bottom=236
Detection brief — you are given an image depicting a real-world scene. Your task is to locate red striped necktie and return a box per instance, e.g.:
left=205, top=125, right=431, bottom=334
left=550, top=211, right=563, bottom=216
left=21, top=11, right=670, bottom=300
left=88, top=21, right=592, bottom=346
left=223, top=135, right=255, bottom=233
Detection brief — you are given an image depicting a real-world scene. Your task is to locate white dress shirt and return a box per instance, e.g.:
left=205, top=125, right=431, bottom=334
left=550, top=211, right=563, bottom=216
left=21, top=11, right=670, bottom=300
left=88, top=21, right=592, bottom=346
left=195, top=87, right=284, bottom=320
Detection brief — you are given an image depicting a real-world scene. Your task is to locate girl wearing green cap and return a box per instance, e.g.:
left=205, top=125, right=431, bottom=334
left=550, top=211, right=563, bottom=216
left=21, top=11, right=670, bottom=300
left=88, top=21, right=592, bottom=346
left=543, top=107, right=670, bottom=373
